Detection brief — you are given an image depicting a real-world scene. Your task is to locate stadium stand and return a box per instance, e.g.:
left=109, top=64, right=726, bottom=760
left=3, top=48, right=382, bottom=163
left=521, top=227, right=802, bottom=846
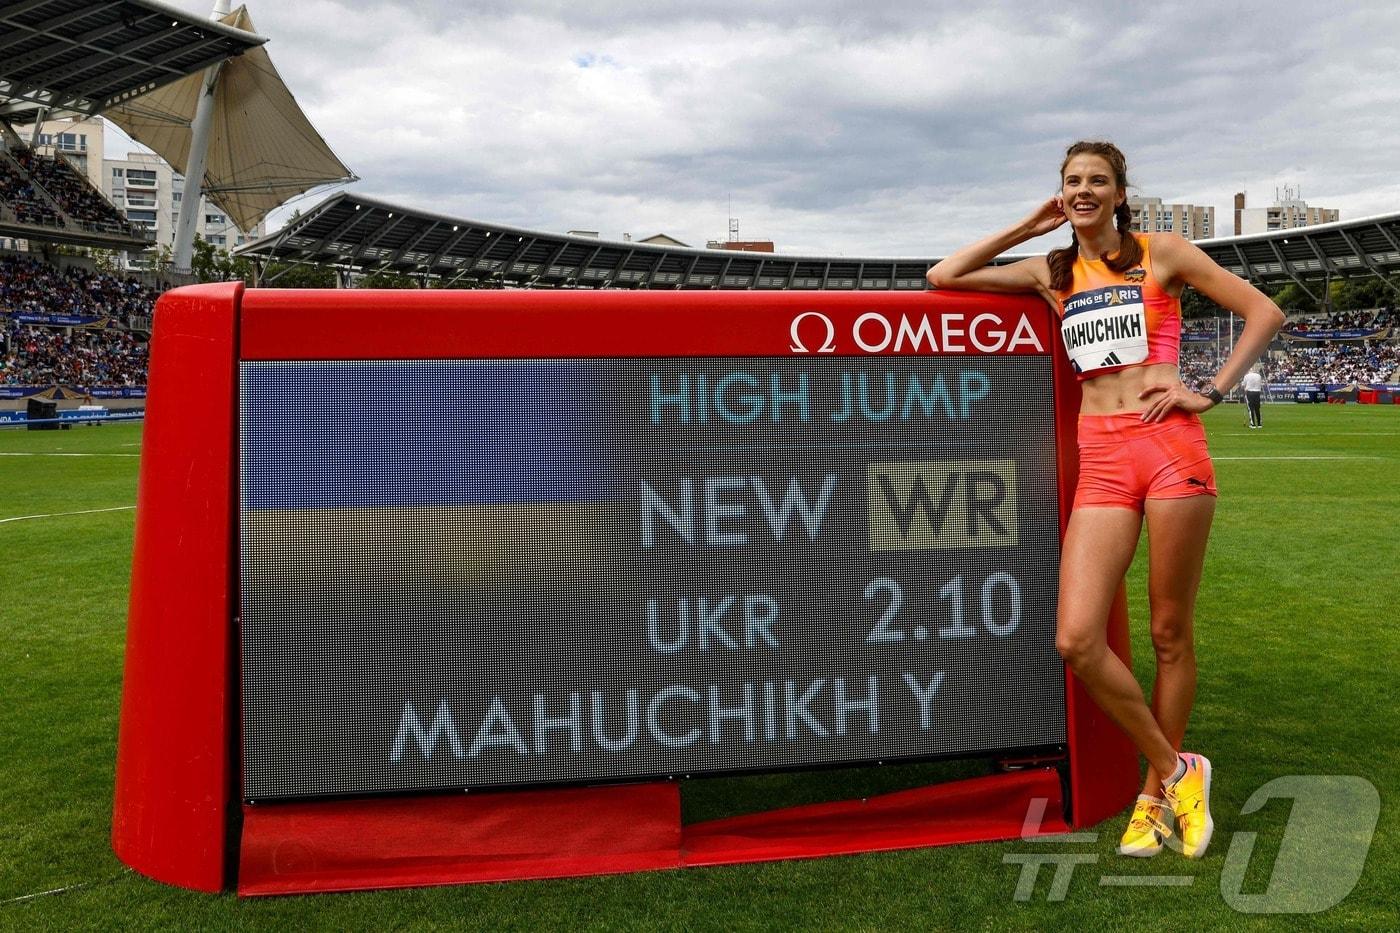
left=0, top=0, right=274, bottom=417
left=0, top=141, right=151, bottom=251
left=1285, top=309, right=1380, bottom=332
left=1269, top=342, right=1400, bottom=385
left=0, top=153, right=64, bottom=229
left=0, top=255, right=158, bottom=326
left=11, top=146, right=136, bottom=236
left=0, top=0, right=272, bottom=260
left=1, top=254, right=157, bottom=388
left=1178, top=345, right=1221, bottom=389
left=1181, top=336, right=1400, bottom=390
left=0, top=322, right=146, bottom=387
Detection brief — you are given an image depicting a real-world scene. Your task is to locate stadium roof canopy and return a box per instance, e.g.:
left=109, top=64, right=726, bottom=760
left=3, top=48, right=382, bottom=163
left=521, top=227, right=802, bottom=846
left=103, top=4, right=356, bottom=232
left=237, top=192, right=1400, bottom=298
left=0, top=0, right=266, bottom=122
left=236, top=193, right=955, bottom=290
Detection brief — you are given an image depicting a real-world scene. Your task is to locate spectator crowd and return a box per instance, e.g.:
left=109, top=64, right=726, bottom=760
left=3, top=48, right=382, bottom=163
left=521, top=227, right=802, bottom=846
left=1266, top=341, right=1400, bottom=385
left=1179, top=345, right=1220, bottom=388
left=0, top=157, right=64, bottom=228
left=2, top=247, right=1396, bottom=392
left=10, top=147, right=135, bottom=234
left=1182, top=341, right=1400, bottom=388
left=1285, top=309, right=1383, bottom=332
left=2, top=255, right=157, bottom=387
left=1, top=255, right=158, bottom=325
left=1181, top=304, right=1399, bottom=387
left=0, top=322, right=147, bottom=386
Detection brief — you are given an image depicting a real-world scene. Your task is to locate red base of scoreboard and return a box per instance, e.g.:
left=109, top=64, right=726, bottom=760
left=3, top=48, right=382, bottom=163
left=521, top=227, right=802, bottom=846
left=238, top=768, right=1065, bottom=896
left=114, top=284, right=1137, bottom=895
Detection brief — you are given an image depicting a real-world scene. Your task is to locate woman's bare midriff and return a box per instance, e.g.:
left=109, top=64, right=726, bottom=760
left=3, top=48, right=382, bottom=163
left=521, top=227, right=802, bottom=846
left=1079, top=362, right=1182, bottom=414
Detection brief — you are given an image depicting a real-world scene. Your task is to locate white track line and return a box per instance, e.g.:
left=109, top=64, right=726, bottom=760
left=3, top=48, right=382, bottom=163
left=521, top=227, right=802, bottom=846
left=0, top=452, right=138, bottom=457
left=1213, top=455, right=1380, bottom=460
left=1, top=869, right=132, bottom=904
left=2, top=882, right=92, bottom=904
left=0, top=505, right=135, bottom=524
left=1216, top=431, right=1400, bottom=436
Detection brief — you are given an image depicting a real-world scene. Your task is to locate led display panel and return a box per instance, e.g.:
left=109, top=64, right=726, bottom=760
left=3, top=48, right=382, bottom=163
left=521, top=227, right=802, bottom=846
left=240, top=355, right=1065, bottom=799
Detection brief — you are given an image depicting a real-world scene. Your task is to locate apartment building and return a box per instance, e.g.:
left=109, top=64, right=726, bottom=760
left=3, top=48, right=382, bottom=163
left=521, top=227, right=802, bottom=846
left=1234, top=189, right=1339, bottom=235
left=1128, top=196, right=1215, bottom=240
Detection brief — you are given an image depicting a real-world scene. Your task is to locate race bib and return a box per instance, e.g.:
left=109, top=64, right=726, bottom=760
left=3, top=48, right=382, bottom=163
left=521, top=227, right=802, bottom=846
left=1060, top=285, right=1148, bottom=373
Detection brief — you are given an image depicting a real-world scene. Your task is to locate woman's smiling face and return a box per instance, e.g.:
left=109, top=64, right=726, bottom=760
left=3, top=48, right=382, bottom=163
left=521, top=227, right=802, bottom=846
left=1060, top=153, right=1124, bottom=232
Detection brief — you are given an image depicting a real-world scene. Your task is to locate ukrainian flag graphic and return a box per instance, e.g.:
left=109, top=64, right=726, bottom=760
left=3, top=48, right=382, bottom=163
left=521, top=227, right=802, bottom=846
left=239, top=360, right=622, bottom=586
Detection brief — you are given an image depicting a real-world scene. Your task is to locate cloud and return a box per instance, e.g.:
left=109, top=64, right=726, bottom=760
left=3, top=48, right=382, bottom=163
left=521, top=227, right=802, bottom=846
left=154, top=0, right=1400, bottom=255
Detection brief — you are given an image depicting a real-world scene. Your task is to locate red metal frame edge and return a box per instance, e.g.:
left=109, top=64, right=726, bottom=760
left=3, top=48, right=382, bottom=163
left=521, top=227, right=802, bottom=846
left=238, top=288, right=1054, bottom=359
left=113, top=283, right=242, bottom=891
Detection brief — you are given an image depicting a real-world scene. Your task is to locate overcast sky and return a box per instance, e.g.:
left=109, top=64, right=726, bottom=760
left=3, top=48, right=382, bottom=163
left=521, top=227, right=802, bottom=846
left=119, top=0, right=1400, bottom=255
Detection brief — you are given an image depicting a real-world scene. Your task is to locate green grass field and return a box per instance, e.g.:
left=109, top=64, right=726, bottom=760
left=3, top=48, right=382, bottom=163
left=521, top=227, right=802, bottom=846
left=2, top=405, right=1397, bottom=931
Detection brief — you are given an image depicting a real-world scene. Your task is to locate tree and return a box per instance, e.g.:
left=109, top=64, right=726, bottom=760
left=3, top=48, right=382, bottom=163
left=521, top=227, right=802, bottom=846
left=88, top=248, right=121, bottom=274
left=1329, top=275, right=1399, bottom=312
left=190, top=234, right=253, bottom=284
left=1180, top=286, right=1225, bottom=320
left=190, top=234, right=217, bottom=281
left=149, top=243, right=174, bottom=275
left=1270, top=282, right=1316, bottom=315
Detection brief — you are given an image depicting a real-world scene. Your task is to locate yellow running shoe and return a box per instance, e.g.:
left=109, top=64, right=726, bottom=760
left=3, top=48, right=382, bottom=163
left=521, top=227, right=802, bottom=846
left=1118, top=794, right=1172, bottom=857
left=1163, top=752, right=1214, bottom=858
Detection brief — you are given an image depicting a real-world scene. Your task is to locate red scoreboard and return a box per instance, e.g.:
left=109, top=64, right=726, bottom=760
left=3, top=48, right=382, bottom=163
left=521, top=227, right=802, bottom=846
left=113, top=284, right=1137, bottom=895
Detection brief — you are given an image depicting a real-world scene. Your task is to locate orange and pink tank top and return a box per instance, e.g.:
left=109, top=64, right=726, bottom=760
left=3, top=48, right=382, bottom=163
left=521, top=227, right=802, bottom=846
left=1053, top=233, right=1181, bottom=380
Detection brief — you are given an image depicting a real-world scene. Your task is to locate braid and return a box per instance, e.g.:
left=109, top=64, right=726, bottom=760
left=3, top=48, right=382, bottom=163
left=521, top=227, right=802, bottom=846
left=1047, top=232, right=1079, bottom=293
left=1105, top=201, right=1143, bottom=272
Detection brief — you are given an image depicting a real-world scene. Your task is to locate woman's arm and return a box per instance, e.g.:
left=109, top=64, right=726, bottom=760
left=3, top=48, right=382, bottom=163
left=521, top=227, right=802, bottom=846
left=926, top=197, right=1065, bottom=294
left=1138, top=233, right=1287, bottom=422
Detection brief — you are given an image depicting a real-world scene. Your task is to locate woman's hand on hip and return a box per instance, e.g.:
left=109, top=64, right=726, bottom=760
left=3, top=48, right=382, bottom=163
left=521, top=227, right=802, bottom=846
left=1138, top=380, right=1212, bottom=422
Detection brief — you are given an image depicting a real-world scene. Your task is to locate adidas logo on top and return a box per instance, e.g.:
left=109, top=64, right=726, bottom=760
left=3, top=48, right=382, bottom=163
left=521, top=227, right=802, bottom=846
left=1101, top=351, right=1122, bottom=366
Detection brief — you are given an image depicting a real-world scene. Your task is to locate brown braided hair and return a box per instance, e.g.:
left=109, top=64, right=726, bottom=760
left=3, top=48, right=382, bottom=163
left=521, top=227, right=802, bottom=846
left=1047, top=141, right=1142, bottom=293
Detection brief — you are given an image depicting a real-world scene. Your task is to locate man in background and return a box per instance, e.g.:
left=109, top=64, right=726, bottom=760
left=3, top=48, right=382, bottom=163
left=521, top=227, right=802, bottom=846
left=1243, top=367, right=1264, bottom=428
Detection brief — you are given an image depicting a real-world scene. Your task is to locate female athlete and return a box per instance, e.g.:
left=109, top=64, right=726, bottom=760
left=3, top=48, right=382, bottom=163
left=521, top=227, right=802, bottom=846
left=927, top=141, right=1283, bottom=858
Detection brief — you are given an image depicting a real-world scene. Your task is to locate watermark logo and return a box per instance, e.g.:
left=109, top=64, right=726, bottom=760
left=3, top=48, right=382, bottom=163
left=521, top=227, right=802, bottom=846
left=1219, top=776, right=1380, bottom=914
left=1003, top=775, right=1379, bottom=913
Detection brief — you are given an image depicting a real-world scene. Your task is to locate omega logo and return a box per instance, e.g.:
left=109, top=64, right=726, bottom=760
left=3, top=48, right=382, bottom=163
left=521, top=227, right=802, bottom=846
left=789, top=312, right=836, bottom=353
left=788, top=311, right=1044, bottom=355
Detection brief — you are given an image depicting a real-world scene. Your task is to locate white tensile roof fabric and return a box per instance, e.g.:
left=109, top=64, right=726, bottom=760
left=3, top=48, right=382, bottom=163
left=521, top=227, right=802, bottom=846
left=105, top=5, right=354, bottom=232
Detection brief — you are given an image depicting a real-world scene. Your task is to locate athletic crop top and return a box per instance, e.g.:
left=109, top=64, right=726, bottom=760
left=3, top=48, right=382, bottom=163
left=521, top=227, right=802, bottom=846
left=1054, top=233, right=1181, bottom=380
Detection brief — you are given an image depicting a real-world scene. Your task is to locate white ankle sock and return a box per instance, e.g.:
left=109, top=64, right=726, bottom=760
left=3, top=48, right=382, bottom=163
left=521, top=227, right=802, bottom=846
left=1163, top=756, right=1187, bottom=788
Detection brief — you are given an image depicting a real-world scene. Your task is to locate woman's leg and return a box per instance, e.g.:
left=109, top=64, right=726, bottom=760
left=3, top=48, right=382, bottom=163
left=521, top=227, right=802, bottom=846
left=1056, top=507, right=1180, bottom=779
left=1139, top=494, right=1215, bottom=797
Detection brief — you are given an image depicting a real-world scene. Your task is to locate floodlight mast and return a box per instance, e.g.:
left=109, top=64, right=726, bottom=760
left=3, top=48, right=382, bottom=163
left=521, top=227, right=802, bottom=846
left=172, top=0, right=232, bottom=274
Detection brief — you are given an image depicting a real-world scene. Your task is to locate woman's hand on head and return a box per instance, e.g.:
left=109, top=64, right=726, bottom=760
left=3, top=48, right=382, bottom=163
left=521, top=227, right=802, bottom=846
left=1138, top=380, right=1213, bottom=422
left=1020, top=197, right=1069, bottom=238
